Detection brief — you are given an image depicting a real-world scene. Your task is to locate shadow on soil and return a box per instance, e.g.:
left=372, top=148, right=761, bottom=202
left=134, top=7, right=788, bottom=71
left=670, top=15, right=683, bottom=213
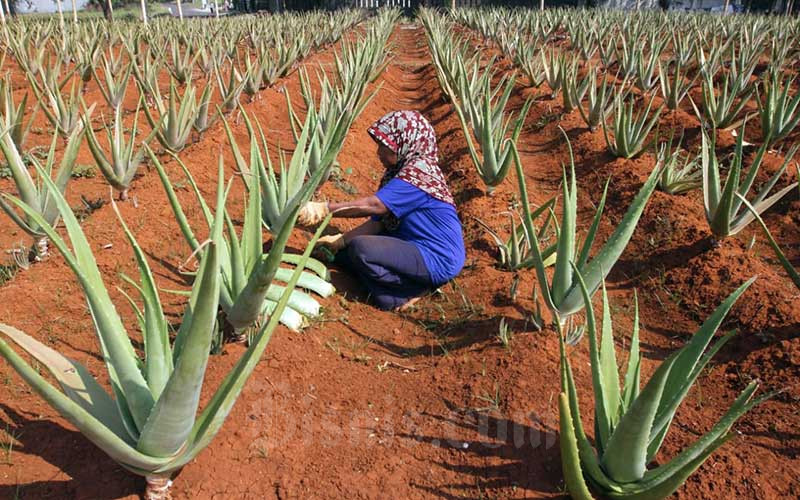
left=611, top=237, right=713, bottom=286
left=0, top=404, right=140, bottom=499
left=341, top=315, right=503, bottom=359
left=398, top=400, right=563, bottom=497
left=741, top=426, right=800, bottom=459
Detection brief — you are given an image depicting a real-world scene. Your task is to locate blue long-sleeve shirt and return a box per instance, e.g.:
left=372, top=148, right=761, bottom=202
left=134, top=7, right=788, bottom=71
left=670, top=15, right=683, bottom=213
left=374, top=178, right=465, bottom=285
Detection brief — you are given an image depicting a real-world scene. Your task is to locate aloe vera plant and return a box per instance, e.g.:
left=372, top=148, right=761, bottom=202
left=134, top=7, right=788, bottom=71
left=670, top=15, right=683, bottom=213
left=692, top=70, right=752, bottom=130
left=142, top=79, right=197, bottom=153
left=83, top=99, right=157, bottom=201
left=452, top=52, right=496, bottom=126
left=0, top=161, right=327, bottom=499
left=93, top=55, right=133, bottom=111
left=597, top=35, right=617, bottom=69
left=475, top=196, right=556, bottom=271
left=157, top=103, right=330, bottom=333
left=658, top=60, right=697, bottom=111
left=286, top=66, right=371, bottom=183
left=192, top=82, right=215, bottom=135
left=422, top=13, right=470, bottom=101
left=215, top=59, right=245, bottom=114
left=131, top=45, right=165, bottom=102
left=10, top=35, right=47, bottom=78
left=241, top=54, right=266, bottom=100
left=559, top=275, right=770, bottom=499
left=561, top=56, right=591, bottom=114
left=656, top=132, right=701, bottom=195
left=695, top=40, right=726, bottom=82
left=28, top=74, right=83, bottom=139
left=756, top=70, right=800, bottom=146
left=512, top=133, right=659, bottom=324
left=225, top=105, right=337, bottom=233
left=541, top=48, right=565, bottom=98
left=167, top=40, right=199, bottom=84
left=726, top=40, right=760, bottom=96
left=0, top=75, right=37, bottom=151
left=152, top=149, right=334, bottom=333
left=670, top=31, right=696, bottom=69
left=572, top=27, right=598, bottom=62
left=101, top=42, right=129, bottom=75
left=637, top=36, right=667, bottom=91
left=257, top=45, right=292, bottom=88
left=514, top=43, right=545, bottom=88
left=578, top=69, right=619, bottom=131
left=603, top=94, right=663, bottom=159
left=195, top=46, right=216, bottom=77
left=701, top=124, right=798, bottom=240
left=454, top=75, right=533, bottom=195
left=615, top=33, right=638, bottom=79
left=769, top=36, right=792, bottom=72
left=335, top=32, right=388, bottom=94
left=0, top=124, right=83, bottom=257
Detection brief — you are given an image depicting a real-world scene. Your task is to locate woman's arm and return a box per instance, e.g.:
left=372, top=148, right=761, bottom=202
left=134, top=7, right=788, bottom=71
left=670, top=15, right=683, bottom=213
left=328, top=195, right=388, bottom=218
left=343, top=219, right=383, bottom=244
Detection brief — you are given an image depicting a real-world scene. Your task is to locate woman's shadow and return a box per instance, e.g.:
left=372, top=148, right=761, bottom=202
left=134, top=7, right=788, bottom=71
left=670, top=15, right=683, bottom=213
left=398, top=399, right=563, bottom=497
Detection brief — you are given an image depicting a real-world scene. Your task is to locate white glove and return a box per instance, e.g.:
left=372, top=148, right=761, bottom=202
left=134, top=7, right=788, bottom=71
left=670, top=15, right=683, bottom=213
left=297, top=201, right=330, bottom=226
left=316, top=234, right=346, bottom=252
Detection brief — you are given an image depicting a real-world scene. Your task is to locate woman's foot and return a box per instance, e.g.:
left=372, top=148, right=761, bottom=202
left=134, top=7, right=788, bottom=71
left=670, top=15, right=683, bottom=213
left=395, top=296, right=422, bottom=312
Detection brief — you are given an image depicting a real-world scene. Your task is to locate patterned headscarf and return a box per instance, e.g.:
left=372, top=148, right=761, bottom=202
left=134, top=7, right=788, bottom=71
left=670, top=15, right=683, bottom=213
left=368, top=110, right=455, bottom=206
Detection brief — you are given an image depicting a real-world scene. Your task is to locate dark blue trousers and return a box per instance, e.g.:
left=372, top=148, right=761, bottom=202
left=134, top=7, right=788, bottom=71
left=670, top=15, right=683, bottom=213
left=335, top=235, right=434, bottom=310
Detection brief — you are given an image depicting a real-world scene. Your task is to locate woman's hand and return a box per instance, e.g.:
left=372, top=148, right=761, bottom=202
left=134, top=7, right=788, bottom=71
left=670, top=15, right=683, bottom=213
left=316, top=233, right=346, bottom=252
left=300, top=196, right=388, bottom=226
left=298, top=201, right=330, bottom=226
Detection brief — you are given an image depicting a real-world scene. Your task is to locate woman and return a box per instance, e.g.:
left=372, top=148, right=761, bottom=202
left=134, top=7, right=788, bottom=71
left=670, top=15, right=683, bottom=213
left=297, top=110, right=465, bottom=311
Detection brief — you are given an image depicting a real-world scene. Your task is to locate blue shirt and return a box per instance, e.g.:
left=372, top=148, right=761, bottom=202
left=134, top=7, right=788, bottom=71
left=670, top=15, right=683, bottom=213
left=375, top=178, right=465, bottom=285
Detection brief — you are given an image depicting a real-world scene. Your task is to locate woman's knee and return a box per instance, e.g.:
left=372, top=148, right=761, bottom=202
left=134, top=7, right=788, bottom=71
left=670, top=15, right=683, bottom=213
left=346, top=236, right=369, bottom=259
left=345, top=236, right=421, bottom=288
left=346, top=236, right=376, bottom=271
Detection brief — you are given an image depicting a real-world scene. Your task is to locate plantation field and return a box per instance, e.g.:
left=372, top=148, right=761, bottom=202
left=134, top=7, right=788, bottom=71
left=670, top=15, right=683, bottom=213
left=0, top=7, right=798, bottom=499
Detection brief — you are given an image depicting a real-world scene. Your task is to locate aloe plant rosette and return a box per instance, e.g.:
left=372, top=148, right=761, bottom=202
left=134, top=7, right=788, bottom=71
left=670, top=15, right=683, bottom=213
left=559, top=274, right=771, bottom=499
left=83, top=99, right=158, bottom=201
left=512, top=131, right=659, bottom=324
left=454, top=74, right=533, bottom=195
left=0, top=164, right=329, bottom=498
left=0, top=124, right=84, bottom=257
left=151, top=150, right=334, bottom=332
left=701, top=123, right=798, bottom=240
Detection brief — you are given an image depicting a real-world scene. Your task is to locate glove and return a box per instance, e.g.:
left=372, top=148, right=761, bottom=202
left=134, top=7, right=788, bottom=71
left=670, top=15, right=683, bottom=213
left=316, top=233, right=346, bottom=252
left=298, top=201, right=330, bottom=226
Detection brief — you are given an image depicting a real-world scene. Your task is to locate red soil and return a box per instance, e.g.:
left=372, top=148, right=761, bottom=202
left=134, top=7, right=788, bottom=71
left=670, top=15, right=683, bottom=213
left=0, top=22, right=798, bottom=500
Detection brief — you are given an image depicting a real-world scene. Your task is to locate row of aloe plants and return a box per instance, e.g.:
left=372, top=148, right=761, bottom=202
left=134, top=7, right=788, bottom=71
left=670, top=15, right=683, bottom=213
left=0, top=152, right=328, bottom=498
left=2, top=9, right=400, bottom=328
left=425, top=8, right=783, bottom=499
left=421, top=10, right=532, bottom=196
left=447, top=6, right=799, bottom=264
left=455, top=7, right=800, bottom=151
left=505, top=133, right=773, bottom=498
left=0, top=9, right=370, bottom=254
left=0, top=8, right=401, bottom=499
left=4, top=9, right=367, bottom=158
left=502, top=112, right=774, bottom=500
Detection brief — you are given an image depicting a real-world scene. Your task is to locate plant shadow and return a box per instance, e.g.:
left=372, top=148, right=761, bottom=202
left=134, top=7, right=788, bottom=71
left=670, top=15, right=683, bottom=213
left=0, top=403, right=139, bottom=499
